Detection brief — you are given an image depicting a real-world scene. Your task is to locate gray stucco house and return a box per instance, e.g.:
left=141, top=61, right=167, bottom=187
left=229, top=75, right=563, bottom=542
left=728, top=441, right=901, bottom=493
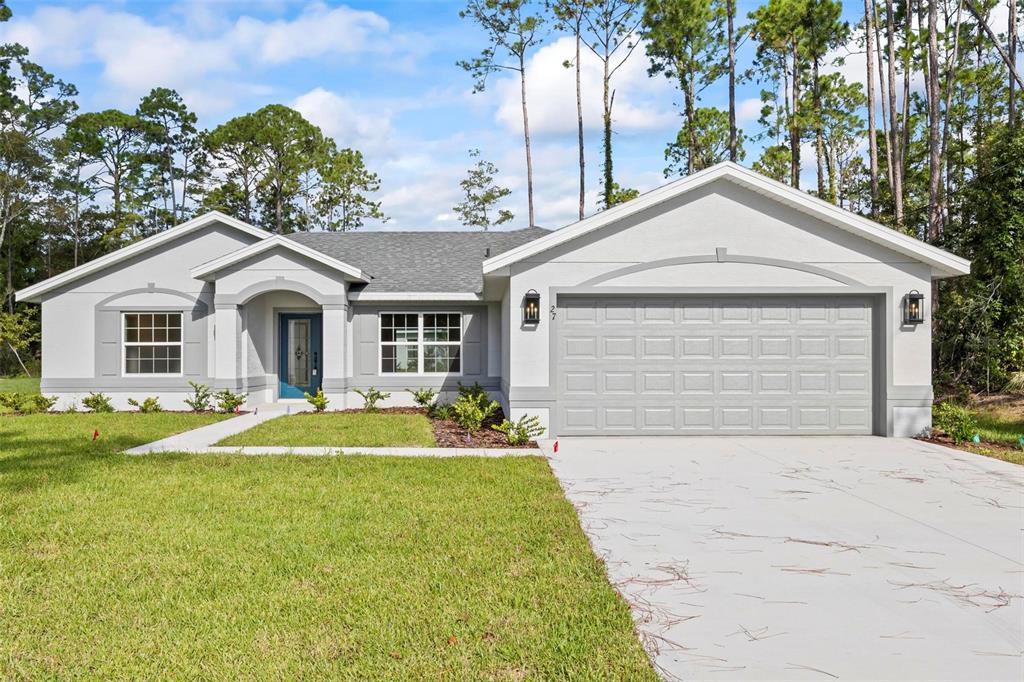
left=17, top=163, right=969, bottom=437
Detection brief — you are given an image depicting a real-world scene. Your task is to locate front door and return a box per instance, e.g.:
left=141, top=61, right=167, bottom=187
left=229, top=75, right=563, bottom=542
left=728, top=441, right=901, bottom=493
left=279, top=313, right=322, bottom=399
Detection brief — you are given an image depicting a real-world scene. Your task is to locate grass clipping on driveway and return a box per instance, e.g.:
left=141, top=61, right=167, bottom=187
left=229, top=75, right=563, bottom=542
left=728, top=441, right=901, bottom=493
left=217, top=410, right=438, bottom=448
left=0, top=413, right=654, bottom=679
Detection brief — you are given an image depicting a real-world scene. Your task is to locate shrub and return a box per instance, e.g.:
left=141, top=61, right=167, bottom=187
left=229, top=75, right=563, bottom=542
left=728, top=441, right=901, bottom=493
left=407, top=387, right=437, bottom=408
left=304, top=387, right=330, bottom=412
left=82, top=392, right=115, bottom=413
left=428, top=402, right=454, bottom=420
left=20, top=394, right=58, bottom=414
left=1006, top=371, right=1024, bottom=395
left=492, top=414, right=546, bottom=445
left=127, top=396, right=162, bottom=413
left=933, top=402, right=978, bottom=444
left=215, top=389, right=246, bottom=414
left=457, top=381, right=488, bottom=402
left=0, top=391, right=20, bottom=411
left=354, top=387, right=390, bottom=411
left=184, top=381, right=213, bottom=412
left=452, top=392, right=499, bottom=433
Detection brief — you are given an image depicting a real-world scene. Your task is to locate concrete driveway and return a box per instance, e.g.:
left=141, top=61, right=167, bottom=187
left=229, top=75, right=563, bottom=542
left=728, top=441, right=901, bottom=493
left=549, top=436, right=1023, bottom=681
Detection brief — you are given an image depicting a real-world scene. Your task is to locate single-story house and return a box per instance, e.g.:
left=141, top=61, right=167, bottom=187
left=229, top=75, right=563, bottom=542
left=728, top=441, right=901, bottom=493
left=17, top=162, right=969, bottom=437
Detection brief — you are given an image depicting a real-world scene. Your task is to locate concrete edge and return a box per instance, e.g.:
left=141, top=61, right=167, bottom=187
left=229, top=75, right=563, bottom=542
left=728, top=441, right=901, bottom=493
left=125, top=445, right=543, bottom=457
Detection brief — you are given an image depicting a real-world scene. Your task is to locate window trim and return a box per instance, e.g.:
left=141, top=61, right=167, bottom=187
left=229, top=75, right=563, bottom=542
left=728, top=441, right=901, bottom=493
left=121, top=311, right=185, bottom=377
left=379, top=311, right=463, bottom=376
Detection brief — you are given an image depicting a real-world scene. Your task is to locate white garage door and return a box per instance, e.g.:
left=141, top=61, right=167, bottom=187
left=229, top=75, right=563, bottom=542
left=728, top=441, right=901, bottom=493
left=555, top=296, right=874, bottom=435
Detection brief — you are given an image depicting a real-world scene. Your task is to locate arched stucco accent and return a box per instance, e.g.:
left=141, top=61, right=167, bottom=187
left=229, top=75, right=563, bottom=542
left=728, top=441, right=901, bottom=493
left=578, top=253, right=864, bottom=287
left=218, top=277, right=345, bottom=306
left=97, top=286, right=210, bottom=313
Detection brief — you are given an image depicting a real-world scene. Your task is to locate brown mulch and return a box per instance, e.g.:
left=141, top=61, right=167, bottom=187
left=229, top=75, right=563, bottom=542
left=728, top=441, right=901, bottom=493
left=431, top=407, right=538, bottom=449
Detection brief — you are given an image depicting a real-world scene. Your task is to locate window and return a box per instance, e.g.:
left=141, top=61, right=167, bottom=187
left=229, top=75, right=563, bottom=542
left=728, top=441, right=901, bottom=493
left=380, top=312, right=461, bottom=374
left=124, top=312, right=182, bottom=375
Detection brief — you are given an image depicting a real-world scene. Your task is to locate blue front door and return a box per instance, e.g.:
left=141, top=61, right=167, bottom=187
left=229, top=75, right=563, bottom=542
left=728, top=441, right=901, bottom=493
left=279, top=313, right=322, bottom=399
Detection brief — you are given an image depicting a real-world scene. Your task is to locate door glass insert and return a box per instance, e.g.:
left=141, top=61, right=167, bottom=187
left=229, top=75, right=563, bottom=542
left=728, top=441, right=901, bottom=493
left=288, top=319, right=311, bottom=386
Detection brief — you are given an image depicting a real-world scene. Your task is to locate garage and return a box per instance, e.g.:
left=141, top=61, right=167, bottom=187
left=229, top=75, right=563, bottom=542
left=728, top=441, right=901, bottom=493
left=555, top=295, right=875, bottom=435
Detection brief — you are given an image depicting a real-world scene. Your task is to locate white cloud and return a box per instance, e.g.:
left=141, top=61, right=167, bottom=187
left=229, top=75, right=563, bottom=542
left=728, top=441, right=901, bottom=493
left=736, top=97, right=763, bottom=125
left=291, top=87, right=394, bottom=155
left=493, top=35, right=675, bottom=138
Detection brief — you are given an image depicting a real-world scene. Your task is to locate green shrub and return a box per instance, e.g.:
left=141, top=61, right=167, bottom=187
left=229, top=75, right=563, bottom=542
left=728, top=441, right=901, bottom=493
left=452, top=392, right=499, bottom=433
left=304, top=387, right=330, bottom=412
left=428, top=402, right=454, bottom=420
left=933, top=402, right=978, bottom=444
left=215, top=389, right=247, bottom=414
left=82, top=392, right=115, bottom=413
left=184, top=381, right=213, bottom=412
left=0, top=391, right=20, bottom=411
left=492, top=414, right=545, bottom=445
left=457, top=381, right=488, bottom=402
left=127, top=396, right=162, bottom=413
left=407, top=387, right=437, bottom=408
left=354, top=387, right=390, bottom=411
left=1006, top=371, right=1024, bottom=395
left=20, top=394, right=58, bottom=414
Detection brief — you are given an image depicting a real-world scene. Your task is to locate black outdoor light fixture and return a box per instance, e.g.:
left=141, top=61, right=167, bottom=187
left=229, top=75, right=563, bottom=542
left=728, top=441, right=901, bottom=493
left=903, top=290, right=925, bottom=325
left=523, top=289, right=541, bottom=324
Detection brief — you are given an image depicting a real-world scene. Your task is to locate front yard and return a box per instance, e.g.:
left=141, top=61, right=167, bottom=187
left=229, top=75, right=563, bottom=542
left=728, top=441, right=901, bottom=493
left=0, top=413, right=654, bottom=679
left=217, top=410, right=437, bottom=447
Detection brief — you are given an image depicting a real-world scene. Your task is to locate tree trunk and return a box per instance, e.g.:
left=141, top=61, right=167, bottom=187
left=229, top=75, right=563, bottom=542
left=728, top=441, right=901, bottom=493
left=790, top=46, right=801, bottom=189
left=1011, top=0, right=1018, bottom=126
left=964, top=0, right=1024, bottom=89
left=575, top=30, right=585, bottom=220
left=874, top=0, right=895, bottom=202
left=520, top=61, right=536, bottom=227
left=685, top=71, right=696, bottom=175
left=813, top=58, right=826, bottom=198
left=727, top=0, right=737, bottom=162
left=864, top=0, right=880, bottom=216
left=926, top=0, right=942, bottom=243
left=884, top=0, right=904, bottom=226
left=602, top=54, right=613, bottom=206
left=900, top=2, right=912, bottom=195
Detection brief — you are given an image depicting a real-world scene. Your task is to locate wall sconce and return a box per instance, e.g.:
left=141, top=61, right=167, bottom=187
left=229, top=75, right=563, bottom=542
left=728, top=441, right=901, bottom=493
left=903, top=290, right=925, bottom=325
left=523, top=289, right=541, bottom=324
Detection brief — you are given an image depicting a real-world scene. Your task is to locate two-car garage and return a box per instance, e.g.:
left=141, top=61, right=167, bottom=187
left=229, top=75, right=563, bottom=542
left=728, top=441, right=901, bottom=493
left=554, top=295, right=876, bottom=435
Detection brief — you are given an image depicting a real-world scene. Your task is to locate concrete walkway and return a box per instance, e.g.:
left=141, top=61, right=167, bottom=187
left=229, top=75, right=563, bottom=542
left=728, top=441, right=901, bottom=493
left=124, top=403, right=541, bottom=456
left=551, top=436, right=1024, bottom=681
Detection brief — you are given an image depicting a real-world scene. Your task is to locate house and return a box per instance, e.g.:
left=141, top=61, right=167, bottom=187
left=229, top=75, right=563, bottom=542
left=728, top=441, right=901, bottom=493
left=16, top=162, right=970, bottom=437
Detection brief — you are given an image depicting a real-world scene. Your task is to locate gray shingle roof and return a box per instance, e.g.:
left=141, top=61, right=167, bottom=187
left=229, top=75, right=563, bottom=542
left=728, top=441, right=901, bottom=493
left=287, top=227, right=550, bottom=293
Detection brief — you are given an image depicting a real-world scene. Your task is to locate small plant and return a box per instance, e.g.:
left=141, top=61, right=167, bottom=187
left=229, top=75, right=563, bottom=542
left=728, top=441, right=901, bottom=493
left=452, top=391, right=499, bottom=433
left=492, top=414, right=546, bottom=445
left=304, top=387, right=330, bottom=412
left=1006, top=371, right=1024, bottom=395
left=428, top=401, right=454, bottom=420
left=82, top=392, right=115, bottom=413
left=21, top=394, right=58, bottom=414
left=457, top=381, right=488, bottom=401
left=354, top=387, right=390, bottom=411
left=184, top=381, right=213, bottom=412
left=933, top=402, right=978, bottom=444
left=0, top=391, right=20, bottom=411
left=65, top=400, right=79, bottom=413
left=215, top=389, right=247, bottom=414
left=407, top=387, right=437, bottom=408
left=127, top=396, right=162, bottom=413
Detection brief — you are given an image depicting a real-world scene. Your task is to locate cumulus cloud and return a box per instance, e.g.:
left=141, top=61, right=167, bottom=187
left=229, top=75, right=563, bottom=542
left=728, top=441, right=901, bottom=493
left=493, top=35, right=675, bottom=137
left=291, top=87, right=394, bottom=155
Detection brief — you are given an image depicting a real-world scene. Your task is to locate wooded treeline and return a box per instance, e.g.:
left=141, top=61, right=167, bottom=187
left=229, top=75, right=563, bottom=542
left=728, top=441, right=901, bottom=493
left=0, top=0, right=1021, bottom=392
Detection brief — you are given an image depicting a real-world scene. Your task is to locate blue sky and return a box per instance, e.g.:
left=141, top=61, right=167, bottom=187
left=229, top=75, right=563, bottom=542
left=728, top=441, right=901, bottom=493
left=0, top=0, right=869, bottom=230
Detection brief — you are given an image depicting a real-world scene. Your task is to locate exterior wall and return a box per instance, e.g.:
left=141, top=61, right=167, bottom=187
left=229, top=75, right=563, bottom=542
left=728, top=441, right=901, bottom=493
left=505, top=179, right=935, bottom=437
left=334, top=303, right=497, bottom=408
left=37, top=223, right=260, bottom=410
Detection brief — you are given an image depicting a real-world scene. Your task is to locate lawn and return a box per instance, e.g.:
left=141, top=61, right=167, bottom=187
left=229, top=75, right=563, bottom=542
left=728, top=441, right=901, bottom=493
left=0, top=375, right=40, bottom=394
left=965, top=399, right=1024, bottom=465
left=217, top=411, right=437, bottom=448
left=0, top=413, right=654, bottom=679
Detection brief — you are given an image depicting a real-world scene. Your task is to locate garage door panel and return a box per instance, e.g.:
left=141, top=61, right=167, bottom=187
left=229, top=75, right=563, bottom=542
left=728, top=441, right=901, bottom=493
left=556, top=295, right=873, bottom=435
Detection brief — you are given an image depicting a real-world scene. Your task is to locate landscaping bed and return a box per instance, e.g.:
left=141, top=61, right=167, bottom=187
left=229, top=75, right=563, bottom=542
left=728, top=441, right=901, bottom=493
left=923, top=394, right=1024, bottom=466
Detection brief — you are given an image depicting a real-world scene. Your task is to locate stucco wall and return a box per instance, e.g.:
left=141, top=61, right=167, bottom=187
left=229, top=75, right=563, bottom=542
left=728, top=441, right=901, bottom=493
left=504, top=179, right=935, bottom=437
left=38, top=223, right=260, bottom=409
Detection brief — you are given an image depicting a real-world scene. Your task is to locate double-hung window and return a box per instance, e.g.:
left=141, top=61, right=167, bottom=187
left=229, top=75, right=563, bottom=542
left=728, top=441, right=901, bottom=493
left=124, top=312, right=183, bottom=375
left=380, top=312, right=462, bottom=374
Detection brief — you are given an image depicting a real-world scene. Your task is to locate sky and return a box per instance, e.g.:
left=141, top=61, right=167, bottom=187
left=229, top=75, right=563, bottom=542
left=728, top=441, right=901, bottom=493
left=0, top=0, right=873, bottom=232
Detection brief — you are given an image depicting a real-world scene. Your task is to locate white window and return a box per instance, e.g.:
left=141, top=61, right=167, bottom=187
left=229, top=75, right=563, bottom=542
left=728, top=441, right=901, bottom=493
left=123, top=312, right=183, bottom=375
left=380, top=312, right=462, bottom=375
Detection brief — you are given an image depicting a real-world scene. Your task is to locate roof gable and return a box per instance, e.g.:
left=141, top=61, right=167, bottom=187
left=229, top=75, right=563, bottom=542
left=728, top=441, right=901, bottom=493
left=16, top=212, right=269, bottom=303
left=482, top=162, right=971, bottom=279
left=190, top=235, right=367, bottom=282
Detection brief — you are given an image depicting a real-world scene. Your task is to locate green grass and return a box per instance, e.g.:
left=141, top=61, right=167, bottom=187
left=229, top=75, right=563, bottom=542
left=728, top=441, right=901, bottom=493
left=960, top=403, right=1024, bottom=465
left=217, top=411, right=437, bottom=448
left=0, top=375, right=40, bottom=394
left=0, top=413, right=653, bottom=679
